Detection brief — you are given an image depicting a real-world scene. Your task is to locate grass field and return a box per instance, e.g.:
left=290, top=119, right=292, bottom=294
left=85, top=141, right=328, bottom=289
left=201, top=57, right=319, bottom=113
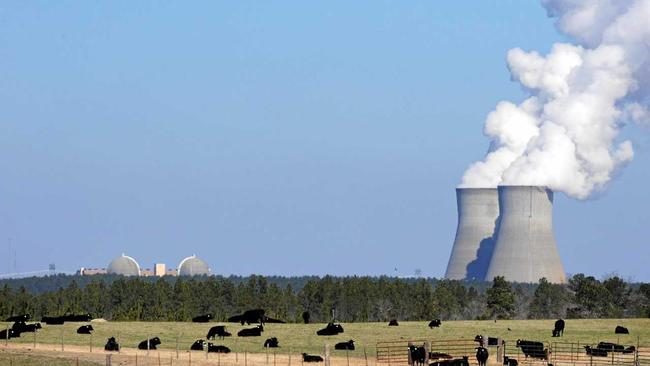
left=1, top=319, right=648, bottom=358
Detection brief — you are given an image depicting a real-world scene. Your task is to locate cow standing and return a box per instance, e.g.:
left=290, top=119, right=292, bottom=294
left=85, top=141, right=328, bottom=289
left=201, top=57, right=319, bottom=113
left=475, top=347, right=488, bottom=366
left=552, top=319, right=565, bottom=337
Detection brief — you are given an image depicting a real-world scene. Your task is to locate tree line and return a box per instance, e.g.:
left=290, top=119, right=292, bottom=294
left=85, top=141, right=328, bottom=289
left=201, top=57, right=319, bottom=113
left=0, top=274, right=648, bottom=322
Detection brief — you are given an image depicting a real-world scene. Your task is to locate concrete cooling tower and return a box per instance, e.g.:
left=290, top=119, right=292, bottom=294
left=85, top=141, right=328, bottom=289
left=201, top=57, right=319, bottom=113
left=485, top=185, right=566, bottom=284
left=445, top=188, right=500, bottom=281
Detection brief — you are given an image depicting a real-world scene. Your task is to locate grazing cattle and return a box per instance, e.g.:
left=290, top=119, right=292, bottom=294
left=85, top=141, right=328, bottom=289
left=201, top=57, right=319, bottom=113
left=238, top=325, right=264, bottom=337
left=207, top=325, right=232, bottom=340
left=428, top=352, right=453, bottom=360
left=429, top=356, right=469, bottom=366
left=335, top=340, right=355, bottom=351
left=41, top=316, right=65, bottom=325
left=191, top=340, right=205, bottom=351
left=192, top=314, right=213, bottom=323
left=615, top=326, right=629, bottom=334
left=77, top=325, right=94, bottom=334
left=264, top=337, right=279, bottom=348
left=516, top=340, right=548, bottom=360
left=388, top=319, right=399, bottom=326
left=475, top=347, right=488, bottom=366
left=302, top=353, right=324, bottom=362
left=138, top=337, right=161, bottom=350
left=5, top=314, right=30, bottom=322
left=316, top=323, right=344, bottom=336
left=428, top=319, right=441, bottom=328
left=208, top=343, right=231, bottom=353
left=552, top=319, right=565, bottom=337
left=104, top=337, right=120, bottom=352
left=302, top=311, right=310, bottom=324
left=64, top=313, right=93, bottom=322
left=502, top=356, right=518, bottom=366
left=408, top=345, right=426, bottom=366
left=585, top=346, right=608, bottom=357
left=11, top=322, right=41, bottom=333
left=0, top=329, right=19, bottom=339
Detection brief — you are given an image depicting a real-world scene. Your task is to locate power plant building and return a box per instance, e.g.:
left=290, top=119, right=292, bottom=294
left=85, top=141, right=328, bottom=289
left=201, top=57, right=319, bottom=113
left=106, top=254, right=141, bottom=276
left=445, top=185, right=566, bottom=284
left=445, top=188, right=499, bottom=281
left=78, top=254, right=211, bottom=277
left=178, top=255, right=211, bottom=276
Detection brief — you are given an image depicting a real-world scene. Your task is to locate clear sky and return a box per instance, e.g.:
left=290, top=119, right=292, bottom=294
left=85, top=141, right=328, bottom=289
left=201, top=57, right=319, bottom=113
left=1, top=1, right=648, bottom=280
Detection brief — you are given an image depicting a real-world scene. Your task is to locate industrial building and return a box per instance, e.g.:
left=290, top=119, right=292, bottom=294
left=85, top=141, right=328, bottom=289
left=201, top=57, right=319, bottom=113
left=78, top=254, right=210, bottom=277
left=445, top=185, right=566, bottom=284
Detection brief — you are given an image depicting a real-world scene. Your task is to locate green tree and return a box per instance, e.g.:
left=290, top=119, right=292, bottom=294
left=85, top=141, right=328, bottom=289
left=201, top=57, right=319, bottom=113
left=485, top=276, right=515, bottom=319
left=528, top=278, right=567, bottom=319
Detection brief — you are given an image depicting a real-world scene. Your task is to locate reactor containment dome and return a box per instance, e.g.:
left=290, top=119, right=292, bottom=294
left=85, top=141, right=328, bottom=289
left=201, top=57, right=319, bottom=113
left=178, top=255, right=210, bottom=276
left=107, top=254, right=141, bottom=276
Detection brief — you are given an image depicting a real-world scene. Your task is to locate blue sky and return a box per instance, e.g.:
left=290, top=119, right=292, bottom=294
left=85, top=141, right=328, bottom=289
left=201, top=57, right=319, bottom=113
left=1, top=1, right=648, bottom=280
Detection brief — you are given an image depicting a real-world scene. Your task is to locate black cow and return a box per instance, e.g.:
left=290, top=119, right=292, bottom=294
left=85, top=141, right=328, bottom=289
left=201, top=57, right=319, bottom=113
left=5, top=314, right=30, bottom=322
left=207, top=325, right=232, bottom=340
left=552, top=319, right=565, bottom=337
left=138, top=337, right=161, bottom=350
left=229, top=309, right=265, bottom=325
left=12, top=322, right=41, bottom=333
left=615, top=325, right=629, bottom=334
left=0, top=329, right=19, bottom=339
left=104, top=337, right=120, bottom=352
left=192, top=314, right=213, bottom=323
left=64, top=313, right=93, bottom=322
left=428, top=319, right=441, bottom=328
left=207, top=343, right=231, bottom=353
left=429, top=356, right=469, bottom=366
left=516, top=340, right=547, bottom=360
left=238, top=325, right=264, bottom=337
left=475, top=347, right=488, bottom=366
left=41, top=316, right=65, bottom=325
left=316, top=323, right=344, bottom=336
left=302, top=311, right=310, bottom=324
left=302, top=353, right=324, bottom=362
left=388, top=319, right=399, bottom=326
left=264, top=337, right=279, bottom=348
left=502, top=356, right=518, bottom=366
left=335, top=340, right=355, bottom=351
left=428, top=352, right=453, bottom=361
left=191, top=340, right=205, bottom=351
left=585, top=346, right=608, bottom=357
left=408, top=345, right=426, bottom=366
left=77, top=325, right=94, bottom=334
left=596, top=342, right=635, bottom=353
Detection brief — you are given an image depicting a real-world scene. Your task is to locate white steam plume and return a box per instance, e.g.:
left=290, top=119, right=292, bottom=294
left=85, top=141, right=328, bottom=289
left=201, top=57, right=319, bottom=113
left=460, top=0, right=650, bottom=199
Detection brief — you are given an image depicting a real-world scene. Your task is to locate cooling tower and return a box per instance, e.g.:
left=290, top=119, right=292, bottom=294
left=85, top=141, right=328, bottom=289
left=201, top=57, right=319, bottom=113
left=445, top=188, right=500, bottom=281
left=485, top=186, right=566, bottom=284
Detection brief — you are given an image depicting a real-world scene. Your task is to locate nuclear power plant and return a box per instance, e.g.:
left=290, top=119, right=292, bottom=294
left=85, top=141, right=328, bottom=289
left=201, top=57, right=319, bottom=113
left=445, top=185, right=566, bottom=284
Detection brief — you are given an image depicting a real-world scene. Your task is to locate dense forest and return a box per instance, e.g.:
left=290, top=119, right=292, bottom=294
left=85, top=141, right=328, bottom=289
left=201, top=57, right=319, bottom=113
left=0, top=274, right=648, bottom=322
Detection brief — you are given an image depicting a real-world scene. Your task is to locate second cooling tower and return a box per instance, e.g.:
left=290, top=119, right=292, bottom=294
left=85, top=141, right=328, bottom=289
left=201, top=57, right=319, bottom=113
left=485, top=185, right=566, bottom=284
left=445, top=188, right=500, bottom=281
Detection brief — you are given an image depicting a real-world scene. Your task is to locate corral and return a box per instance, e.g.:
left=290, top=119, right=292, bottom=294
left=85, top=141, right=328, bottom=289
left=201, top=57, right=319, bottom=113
left=0, top=319, right=648, bottom=365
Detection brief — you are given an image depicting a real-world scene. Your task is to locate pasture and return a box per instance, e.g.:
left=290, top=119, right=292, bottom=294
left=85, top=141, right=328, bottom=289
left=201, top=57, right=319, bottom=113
left=1, top=318, right=648, bottom=357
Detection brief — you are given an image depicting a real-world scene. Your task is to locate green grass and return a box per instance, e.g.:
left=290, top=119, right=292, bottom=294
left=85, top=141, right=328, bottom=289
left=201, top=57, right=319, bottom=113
left=0, top=319, right=648, bottom=358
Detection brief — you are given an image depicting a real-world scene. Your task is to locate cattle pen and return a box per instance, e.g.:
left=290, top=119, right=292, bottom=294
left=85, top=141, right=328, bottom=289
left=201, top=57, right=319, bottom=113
left=0, top=319, right=649, bottom=366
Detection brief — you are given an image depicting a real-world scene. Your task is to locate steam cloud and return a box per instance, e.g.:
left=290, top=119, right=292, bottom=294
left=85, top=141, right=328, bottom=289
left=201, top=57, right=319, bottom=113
left=460, top=0, right=650, bottom=199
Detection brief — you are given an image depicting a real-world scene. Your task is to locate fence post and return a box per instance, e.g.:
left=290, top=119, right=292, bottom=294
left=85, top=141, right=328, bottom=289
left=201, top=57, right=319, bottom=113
left=245, top=351, right=248, bottom=366
left=289, top=348, right=292, bottom=366
left=364, top=348, right=368, bottom=366
left=346, top=349, right=350, bottom=366
left=136, top=354, right=139, bottom=366
left=33, top=328, right=36, bottom=349
left=147, top=335, right=150, bottom=357
left=106, top=354, right=112, bottom=366
left=60, top=326, right=64, bottom=351
left=325, top=343, right=331, bottom=366
left=117, top=332, right=121, bottom=354
left=90, top=332, right=93, bottom=353
left=267, top=344, right=270, bottom=364
left=189, top=351, right=191, bottom=366
left=424, top=341, right=430, bottom=366
left=158, top=352, right=161, bottom=366
left=176, top=333, right=179, bottom=359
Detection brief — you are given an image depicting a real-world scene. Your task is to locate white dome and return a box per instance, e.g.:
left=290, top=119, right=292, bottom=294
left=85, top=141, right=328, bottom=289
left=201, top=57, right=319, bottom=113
left=178, top=255, right=210, bottom=276
left=107, top=254, right=140, bottom=276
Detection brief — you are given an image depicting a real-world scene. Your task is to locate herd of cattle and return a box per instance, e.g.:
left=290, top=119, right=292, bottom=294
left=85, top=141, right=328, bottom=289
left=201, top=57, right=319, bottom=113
left=0, top=312, right=637, bottom=364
